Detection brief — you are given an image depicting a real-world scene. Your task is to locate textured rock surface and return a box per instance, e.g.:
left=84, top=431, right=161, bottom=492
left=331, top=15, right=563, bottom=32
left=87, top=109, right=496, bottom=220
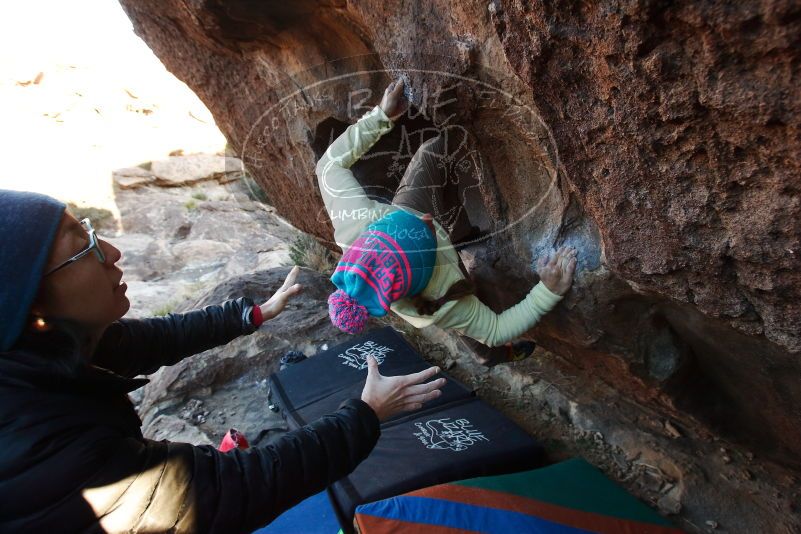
left=118, top=0, right=800, bottom=529
left=491, top=1, right=800, bottom=350
left=107, top=162, right=299, bottom=317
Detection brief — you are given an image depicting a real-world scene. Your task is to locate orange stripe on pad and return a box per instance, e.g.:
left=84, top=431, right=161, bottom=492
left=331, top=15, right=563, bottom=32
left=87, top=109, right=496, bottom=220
left=354, top=513, right=473, bottom=534
left=405, top=485, right=683, bottom=534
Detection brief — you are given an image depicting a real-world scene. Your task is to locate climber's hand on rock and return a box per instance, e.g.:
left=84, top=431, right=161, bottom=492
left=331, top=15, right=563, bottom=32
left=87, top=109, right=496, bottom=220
left=259, top=265, right=303, bottom=321
left=360, top=355, right=445, bottom=421
left=379, top=77, right=408, bottom=122
left=536, top=246, right=577, bottom=296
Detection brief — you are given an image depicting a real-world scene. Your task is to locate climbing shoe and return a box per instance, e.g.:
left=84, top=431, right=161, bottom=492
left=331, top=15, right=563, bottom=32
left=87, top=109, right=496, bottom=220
left=508, top=340, right=537, bottom=362
left=480, top=340, right=537, bottom=367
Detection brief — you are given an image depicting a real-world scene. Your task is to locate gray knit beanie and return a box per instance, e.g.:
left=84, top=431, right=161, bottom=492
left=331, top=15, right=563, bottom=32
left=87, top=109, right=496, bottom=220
left=0, top=189, right=66, bottom=351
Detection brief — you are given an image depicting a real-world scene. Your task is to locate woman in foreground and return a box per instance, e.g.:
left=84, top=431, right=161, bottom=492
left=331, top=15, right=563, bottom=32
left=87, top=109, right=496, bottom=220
left=0, top=189, right=444, bottom=532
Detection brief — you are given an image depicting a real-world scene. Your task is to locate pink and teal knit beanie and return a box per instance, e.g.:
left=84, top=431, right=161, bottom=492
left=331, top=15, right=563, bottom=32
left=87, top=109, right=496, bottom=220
left=328, top=210, right=436, bottom=334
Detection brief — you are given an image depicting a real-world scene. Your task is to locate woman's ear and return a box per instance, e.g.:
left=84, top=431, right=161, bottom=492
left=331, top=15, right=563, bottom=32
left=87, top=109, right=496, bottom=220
left=31, top=316, right=53, bottom=333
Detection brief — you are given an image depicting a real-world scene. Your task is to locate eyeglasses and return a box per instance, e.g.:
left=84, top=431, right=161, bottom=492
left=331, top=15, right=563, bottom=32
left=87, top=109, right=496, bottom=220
left=43, top=218, right=106, bottom=277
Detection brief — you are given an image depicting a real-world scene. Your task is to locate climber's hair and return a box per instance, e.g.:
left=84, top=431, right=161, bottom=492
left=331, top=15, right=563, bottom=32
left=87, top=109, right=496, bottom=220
left=410, top=278, right=476, bottom=315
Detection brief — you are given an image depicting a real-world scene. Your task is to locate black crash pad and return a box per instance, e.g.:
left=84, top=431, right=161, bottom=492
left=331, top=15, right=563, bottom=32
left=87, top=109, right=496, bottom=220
left=267, top=327, right=544, bottom=533
left=269, top=326, right=473, bottom=427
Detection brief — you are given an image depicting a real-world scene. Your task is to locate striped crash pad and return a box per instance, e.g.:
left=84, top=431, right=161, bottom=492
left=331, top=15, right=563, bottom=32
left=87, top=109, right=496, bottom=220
left=354, top=458, right=683, bottom=533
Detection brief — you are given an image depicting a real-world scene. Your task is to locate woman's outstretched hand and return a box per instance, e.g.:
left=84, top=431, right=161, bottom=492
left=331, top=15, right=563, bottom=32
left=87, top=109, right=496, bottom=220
left=536, top=246, right=578, bottom=296
left=379, top=78, right=408, bottom=121
left=360, top=355, right=445, bottom=421
left=259, top=265, right=303, bottom=321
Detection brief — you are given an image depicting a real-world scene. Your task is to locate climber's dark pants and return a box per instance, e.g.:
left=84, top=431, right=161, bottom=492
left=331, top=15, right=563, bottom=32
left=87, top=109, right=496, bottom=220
left=391, top=131, right=516, bottom=366
left=391, top=130, right=477, bottom=244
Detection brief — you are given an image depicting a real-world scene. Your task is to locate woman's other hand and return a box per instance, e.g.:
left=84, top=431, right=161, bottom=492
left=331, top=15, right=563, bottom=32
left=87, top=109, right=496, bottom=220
left=536, top=246, right=577, bottom=296
left=259, top=266, right=303, bottom=321
left=379, top=78, right=408, bottom=121
left=360, top=355, right=445, bottom=421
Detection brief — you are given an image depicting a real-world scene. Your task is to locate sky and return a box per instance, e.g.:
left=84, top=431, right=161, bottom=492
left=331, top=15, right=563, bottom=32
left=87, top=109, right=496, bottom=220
left=0, top=0, right=226, bottom=211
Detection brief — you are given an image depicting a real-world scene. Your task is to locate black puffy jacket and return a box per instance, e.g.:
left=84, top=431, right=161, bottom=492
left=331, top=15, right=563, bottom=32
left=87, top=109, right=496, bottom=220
left=0, top=298, right=380, bottom=533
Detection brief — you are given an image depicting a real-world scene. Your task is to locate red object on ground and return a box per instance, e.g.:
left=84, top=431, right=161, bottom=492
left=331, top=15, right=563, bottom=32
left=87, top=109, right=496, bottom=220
left=218, top=428, right=250, bottom=452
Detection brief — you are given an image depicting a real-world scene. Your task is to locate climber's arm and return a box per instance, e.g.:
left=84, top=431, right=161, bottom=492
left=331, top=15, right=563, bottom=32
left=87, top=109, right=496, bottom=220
left=433, top=282, right=563, bottom=347
left=432, top=246, right=576, bottom=347
left=315, top=105, right=396, bottom=250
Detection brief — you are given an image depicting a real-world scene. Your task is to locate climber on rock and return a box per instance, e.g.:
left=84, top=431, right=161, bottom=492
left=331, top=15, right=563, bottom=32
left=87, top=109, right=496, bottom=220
left=0, top=189, right=445, bottom=532
left=317, top=78, right=577, bottom=365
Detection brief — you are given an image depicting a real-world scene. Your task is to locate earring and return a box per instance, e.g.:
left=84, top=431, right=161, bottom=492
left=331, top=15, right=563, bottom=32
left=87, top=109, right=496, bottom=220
left=32, top=316, right=52, bottom=332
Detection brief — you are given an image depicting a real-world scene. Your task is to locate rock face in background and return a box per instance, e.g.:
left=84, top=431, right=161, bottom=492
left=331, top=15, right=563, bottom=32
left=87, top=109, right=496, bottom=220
left=107, top=153, right=300, bottom=317
left=117, top=0, right=800, bottom=528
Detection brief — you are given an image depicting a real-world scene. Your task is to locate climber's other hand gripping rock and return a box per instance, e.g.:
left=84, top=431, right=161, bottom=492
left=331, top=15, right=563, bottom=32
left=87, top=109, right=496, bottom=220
left=536, top=246, right=578, bottom=296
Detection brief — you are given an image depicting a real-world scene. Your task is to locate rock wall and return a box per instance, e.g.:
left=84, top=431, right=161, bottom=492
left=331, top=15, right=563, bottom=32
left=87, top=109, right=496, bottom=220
left=118, top=0, right=801, bottom=526
left=487, top=0, right=801, bottom=465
